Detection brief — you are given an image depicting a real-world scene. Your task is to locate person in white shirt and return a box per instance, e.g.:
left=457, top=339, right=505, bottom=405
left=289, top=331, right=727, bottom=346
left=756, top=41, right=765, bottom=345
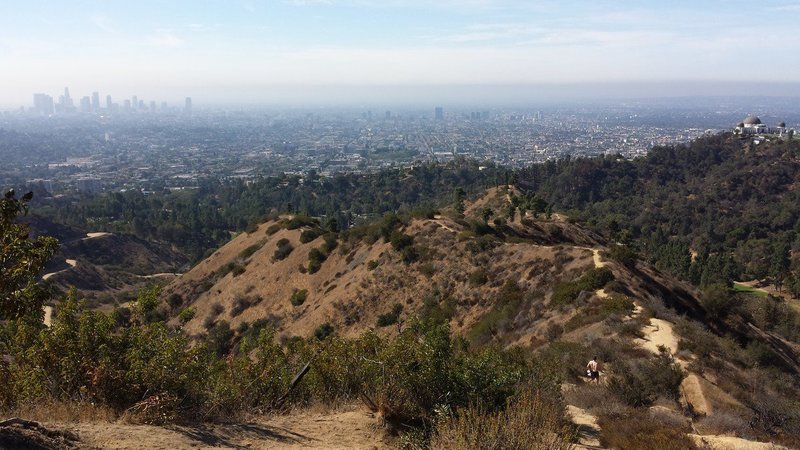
left=586, top=356, right=600, bottom=383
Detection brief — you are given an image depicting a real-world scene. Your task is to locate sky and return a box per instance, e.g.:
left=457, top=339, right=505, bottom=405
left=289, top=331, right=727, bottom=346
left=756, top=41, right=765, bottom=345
left=1, top=0, right=800, bottom=107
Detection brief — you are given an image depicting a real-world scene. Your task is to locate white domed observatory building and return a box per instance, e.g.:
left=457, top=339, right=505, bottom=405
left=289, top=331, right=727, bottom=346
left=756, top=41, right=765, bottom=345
left=735, top=116, right=769, bottom=135
left=734, top=116, right=793, bottom=137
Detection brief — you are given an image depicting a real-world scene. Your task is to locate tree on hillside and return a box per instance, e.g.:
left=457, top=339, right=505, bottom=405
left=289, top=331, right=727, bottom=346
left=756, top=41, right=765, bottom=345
left=0, top=190, right=58, bottom=320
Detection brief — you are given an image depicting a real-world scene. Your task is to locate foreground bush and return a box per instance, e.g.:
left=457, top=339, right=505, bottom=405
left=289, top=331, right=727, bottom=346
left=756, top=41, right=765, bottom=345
left=1, top=299, right=552, bottom=427
left=429, top=387, right=574, bottom=450
left=599, top=408, right=698, bottom=450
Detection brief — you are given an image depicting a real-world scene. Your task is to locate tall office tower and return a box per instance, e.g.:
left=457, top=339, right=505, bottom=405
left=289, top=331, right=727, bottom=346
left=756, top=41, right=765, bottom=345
left=106, top=95, right=113, bottom=110
left=435, top=107, right=444, bottom=120
left=33, top=93, right=54, bottom=115
left=184, top=97, right=192, bottom=115
left=91, top=92, right=100, bottom=112
left=160, top=101, right=167, bottom=111
left=149, top=101, right=156, bottom=112
left=385, top=110, right=391, bottom=119
left=132, top=95, right=138, bottom=110
left=138, top=100, right=145, bottom=110
left=123, top=99, right=131, bottom=111
left=80, top=96, right=91, bottom=113
left=63, top=87, right=73, bottom=109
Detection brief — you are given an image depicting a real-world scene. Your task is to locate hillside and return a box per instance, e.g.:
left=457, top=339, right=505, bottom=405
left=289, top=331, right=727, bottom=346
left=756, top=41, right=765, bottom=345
left=162, top=187, right=682, bottom=343
left=27, top=216, right=189, bottom=307
left=153, top=186, right=800, bottom=448
left=519, top=133, right=800, bottom=289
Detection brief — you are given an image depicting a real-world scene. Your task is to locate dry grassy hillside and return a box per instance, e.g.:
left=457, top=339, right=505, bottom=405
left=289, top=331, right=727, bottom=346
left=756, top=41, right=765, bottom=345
left=161, top=187, right=698, bottom=347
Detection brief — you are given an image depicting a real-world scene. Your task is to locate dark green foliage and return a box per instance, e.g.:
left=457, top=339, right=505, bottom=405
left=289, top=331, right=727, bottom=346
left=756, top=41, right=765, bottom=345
left=517, top=135, right=800, bottom=289
left=377, top=303, right=403, bottom=327
left=307, top=248, right=326, bottom=274
left=468, top=269, right=488, bottom=287
left=231, top=263, right=246, bottom=277
left=0, top=190, right=59, bottom=320
left=367, top=260, right=379, bottom=270
left=207, top=320, right=234, bottom=357
left=418, top=262, right=436, bottom=278
left=419, top=295, right=458, bottom=326
left=608, top=349, right=685, bottom=407
left=390, top=230, right=414, bottom=250
left=39, top=160, right=501, bottom=262
left=321, top=233, right=338, bottom=253
left=273, top=238, right=293, bottom=261
left=469, top=280, right=526, bottom=345
left=290, top=289, right=308, bottom=306
left=314, top=322, right=334, bottom=341
left=607, top=244, right=638, bottom=269
left=266, top=223, right=282, bottom=236
left=230, top=295, right=253, bottom=317
left=286, top=215, right=318, bottom=230
left=551, top=267, right=614, bottom=306
left=178, top=307, right=195, bottom=324
left=465, top=235, right=501, bottom=254
left=239, top=240, right=266, bottom=259
left=167, top=293, right=183, bottom=309
left=299, top=228, right=323, bottom=243
left=702, top=284, right=737, bottom=320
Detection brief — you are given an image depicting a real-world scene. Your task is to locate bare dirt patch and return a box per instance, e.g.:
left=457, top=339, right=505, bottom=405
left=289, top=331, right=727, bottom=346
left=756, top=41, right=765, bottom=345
left=51, top=404, right=389, bottom=450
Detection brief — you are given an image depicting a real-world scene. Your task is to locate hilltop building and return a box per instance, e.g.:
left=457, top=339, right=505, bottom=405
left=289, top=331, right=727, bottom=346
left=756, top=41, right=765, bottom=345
left=734, top=116, right=792, bottom=136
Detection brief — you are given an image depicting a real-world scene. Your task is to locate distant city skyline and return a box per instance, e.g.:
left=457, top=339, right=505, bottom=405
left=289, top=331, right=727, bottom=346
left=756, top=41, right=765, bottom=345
left=2, top=1, right=800, bottom=108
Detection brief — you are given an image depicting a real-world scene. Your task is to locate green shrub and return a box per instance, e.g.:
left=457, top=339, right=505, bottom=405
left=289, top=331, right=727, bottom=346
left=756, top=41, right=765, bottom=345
left=418, top=262, right=436, bottom=278
left=468, top=269, right=488, bottom=287
left=468, top=280, right=526, bottom=346
left=167, top=293, right=183, bottom=309
left=239, top=240, right=266, bottom=259
left=314, top=322, right=335, bottom=341
left=607, top=244, right=638, bottom=268
left=608, top=349, right=685, bottom=407
left=273, top=238, right=293, bottom=261
left=286, top=215, right=318, bottom=230
left=266, top=223, right=283, bottom=236
left=321, top=233, right=338, bottom=254
left=299, top=228, right=323, bottom=243
left=290, top=289, right=308, bottom=307
left=377, top=303, right=404, bottom=327
left=367, top=260, right=379, bottom=270
left=308, top=248, right=326, bottom=274
left=551, top=267, right=614, bottom=306
left=390, top=230, right=414, bottom=250
left=419, top=296, right=457, bottom=326
left=178, top=307, right=196, bottom=324
left=207, top=321, right=234, bottom=357
left=230, top=296, right=252, bottom=317
left=231, top=263, right=246, bottom=277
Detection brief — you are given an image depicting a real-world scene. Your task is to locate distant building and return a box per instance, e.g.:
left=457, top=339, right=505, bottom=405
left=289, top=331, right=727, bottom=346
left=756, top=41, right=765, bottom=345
left=735, top=116, right=770, bottom=135
left=33, top=93, right=54, bottom=115
left=80, top=96, right=91, bottom=113
left=435, top=106, right=444, bottom=120
left=184, top=97, right=192, bottom=115
left=91, top=92, right=100, bottom=112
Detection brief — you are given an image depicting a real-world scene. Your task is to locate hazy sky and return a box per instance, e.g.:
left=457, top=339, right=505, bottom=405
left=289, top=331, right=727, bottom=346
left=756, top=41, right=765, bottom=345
left=2, top=0, right=800, bottom=107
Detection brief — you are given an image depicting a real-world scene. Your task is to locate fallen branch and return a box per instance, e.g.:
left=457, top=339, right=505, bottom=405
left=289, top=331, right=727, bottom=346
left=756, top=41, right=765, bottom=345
left=0, top=417, right=39, bottom=427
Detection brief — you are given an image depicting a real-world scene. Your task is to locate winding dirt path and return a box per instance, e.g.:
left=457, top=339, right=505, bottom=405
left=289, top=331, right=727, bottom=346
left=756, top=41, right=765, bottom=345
left=566, top=405, right=602, bottom=449
left=688, top=434, right=790, bottom=450
left=43, top=306, right=54, bottom=327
